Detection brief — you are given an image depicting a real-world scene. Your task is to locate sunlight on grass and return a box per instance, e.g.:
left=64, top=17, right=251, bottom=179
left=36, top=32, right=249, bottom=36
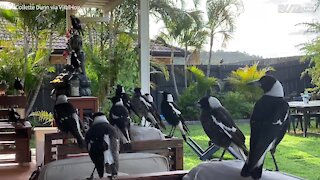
left=165, top=123, right=320, bottom=180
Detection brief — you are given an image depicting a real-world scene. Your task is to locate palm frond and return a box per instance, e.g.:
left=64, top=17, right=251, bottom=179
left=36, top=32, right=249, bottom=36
left=29, top=110, right=54, bottom=126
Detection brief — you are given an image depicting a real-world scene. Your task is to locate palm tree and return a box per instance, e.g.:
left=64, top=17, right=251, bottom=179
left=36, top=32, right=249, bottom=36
left=205, top=0, right=243, bottom=77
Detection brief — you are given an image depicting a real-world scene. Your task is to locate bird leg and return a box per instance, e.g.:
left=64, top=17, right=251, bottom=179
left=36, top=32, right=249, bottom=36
left=219, top=149, right=227, bottom=161
left=270, top=150, right=279, bottom=171
left=86, top=167, right=95, bottom=180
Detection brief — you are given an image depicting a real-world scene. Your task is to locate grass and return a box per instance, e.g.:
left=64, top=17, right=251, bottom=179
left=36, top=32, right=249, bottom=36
left=165, top=122, right=320, bottom=180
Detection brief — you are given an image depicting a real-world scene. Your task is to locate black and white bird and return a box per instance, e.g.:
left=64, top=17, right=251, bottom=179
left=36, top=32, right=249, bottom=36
left=8, top=108, right=24, bottom=125
left=14, top=77, right=24, bottom=95
left=159, top=91, right=189, bottom=141
left=198, top=96, right=248, bottom=161
left=115, top=85, right=136, bottom=116
left=241, top=75, right=289, bottom=180
left=85, top=112, right=119, bottom=179
left=109, top=96, right=131, bottom=143
left=131, top=87, right=163, bottom=130
left=70, top=15, right=83, bottom=36
left=53, top=94, right=85, bottom=148
left=70, top=51, right=81, bottom=72
left=144, top=93, right=166, bottom=130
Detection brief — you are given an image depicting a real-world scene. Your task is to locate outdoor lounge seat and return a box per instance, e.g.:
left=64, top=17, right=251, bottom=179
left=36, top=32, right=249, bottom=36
left=183, top=160, right=303, bottom=180
left=38, top=153, right=170, bottom=180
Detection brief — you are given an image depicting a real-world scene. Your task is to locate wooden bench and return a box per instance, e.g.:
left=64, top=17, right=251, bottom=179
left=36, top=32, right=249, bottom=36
left=0, top=95, right=32, bottom=164
left=43, top=132, right=183, bottom=171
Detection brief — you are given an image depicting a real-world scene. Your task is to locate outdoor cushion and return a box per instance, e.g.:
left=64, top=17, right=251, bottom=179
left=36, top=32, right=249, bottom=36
left=183, top=160, right=302, bottom=180
left=38, top=152, right=169, bottom=180
left=130, top=125, right=165, bottom=141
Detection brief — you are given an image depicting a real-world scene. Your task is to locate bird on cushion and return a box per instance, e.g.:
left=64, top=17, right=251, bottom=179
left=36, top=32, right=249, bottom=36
left=14, top=77, right=24, bottom=95
left=85, top=112, right=119, bottom=180
left=198, top=96, right=248, bottom=161
left=241, top=75, right=289, bottom=180
left=115, top=85, right=137, bottom=116
left=159, top=91, right=189, bottom=141
left=143, top=93, right=166, bottom=130
left=109, top=96, right=131, bottom=144
left=131, top=87, right=163, bottom=130
left=53, top=94, right=85, bottom=148
left=70, top=15, right=83, bottom=36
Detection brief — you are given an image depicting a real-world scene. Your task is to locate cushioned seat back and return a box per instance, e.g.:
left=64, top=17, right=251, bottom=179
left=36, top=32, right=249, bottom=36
left=39, top=153, right=169, bottom=180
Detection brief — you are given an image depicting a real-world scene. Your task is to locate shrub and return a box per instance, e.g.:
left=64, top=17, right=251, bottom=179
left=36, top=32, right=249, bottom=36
left=221, top=91, right=254, bottom=119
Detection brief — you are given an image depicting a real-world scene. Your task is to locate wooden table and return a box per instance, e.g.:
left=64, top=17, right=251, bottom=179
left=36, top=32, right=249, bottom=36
left=68, top=96, right=99, bottom=121
left=288, top=100, right=320, bottom=137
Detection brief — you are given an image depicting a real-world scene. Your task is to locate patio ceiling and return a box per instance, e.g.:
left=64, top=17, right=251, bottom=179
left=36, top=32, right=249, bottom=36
left=0, top=0, right=123, bottom=11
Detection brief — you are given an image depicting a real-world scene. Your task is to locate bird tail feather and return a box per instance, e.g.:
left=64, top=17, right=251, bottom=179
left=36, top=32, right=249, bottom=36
left=230, top=143, right=247, bottom=161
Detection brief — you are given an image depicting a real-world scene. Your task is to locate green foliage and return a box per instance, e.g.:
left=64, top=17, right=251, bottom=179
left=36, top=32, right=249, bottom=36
left=178, top=66, right=217, bottom=120
left=29, top=110, right=54, bottom=126
left=301, top=36, right=320, bottom=93
left=221, top=91, right=254, bottom=119
left=226, top=63, right=274, bottom=102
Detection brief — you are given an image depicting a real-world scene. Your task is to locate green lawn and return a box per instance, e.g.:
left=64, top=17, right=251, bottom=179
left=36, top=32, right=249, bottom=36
left=166, top=122, right=320, bottom=180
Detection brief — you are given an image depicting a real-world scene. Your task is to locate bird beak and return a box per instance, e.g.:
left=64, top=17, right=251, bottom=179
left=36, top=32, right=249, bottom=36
left=158, top=91, right=164, bottom=94
left=247, top=80, right=261, bottom=87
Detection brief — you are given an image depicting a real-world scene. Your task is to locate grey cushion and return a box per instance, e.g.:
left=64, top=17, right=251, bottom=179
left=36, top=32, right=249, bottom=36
left=130, top=125, right=165, bottom=141
left=183, top=160, right=302, bottom=180
left=38, top=153, right=169, bottom=180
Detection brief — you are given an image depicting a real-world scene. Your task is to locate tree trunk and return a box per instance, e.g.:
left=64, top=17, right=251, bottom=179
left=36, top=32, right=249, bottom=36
left=206, top=32, right=214, bottom=77
left=22, top=28, right=29, bottom=85
left=26, top=29, right=53, bottom=116
left=184, top=45, right=188, bottom=88
left=171, top=47, right=180, bottom=97
left=108, top=10, right=116, bottom=96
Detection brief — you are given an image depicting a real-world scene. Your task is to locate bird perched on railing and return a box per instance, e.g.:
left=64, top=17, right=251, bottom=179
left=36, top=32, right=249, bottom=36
left=241, top=75, right=289, bottom=180
left=14, top=77, right=24, bottom=95
left=53, top=94, right=85, bottom=148
left=115, top=85, right=136, bottom=116
left=198, top=96, right=248, bottom=161
left=159, top=91, right=189, bottom=141
left=85, top=112, right=119, bottom=179
left=131, top=87, right=163, bottom=130
left=9, top=108, right=24, bottom=125
left=109, top=96, right=131, bottom=144
left=70, top=15, right=83, bottom=36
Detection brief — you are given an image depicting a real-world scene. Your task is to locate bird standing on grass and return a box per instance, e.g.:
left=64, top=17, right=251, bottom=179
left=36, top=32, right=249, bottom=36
left=85, top=112, right=119, bottom=179
left=159, top=91, right=189, bottom=141
left=53, top=94, right=85, bottom=148
left=109, top=96, right=131, bottom=143
left=198, top=96, right=248, bottom=161
left=131, top=87, right=163, bottom=130
left=241, top=75, right=289, bottom=180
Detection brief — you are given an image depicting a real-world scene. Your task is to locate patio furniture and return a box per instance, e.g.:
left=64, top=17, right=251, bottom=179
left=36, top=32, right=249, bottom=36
left=0, top=95, right=32, bottom=164
left=68, top=96, right=98, bottom=121
left=288, top=100, right=320, bottom=137
left=43, top=132, right=183, bottom=170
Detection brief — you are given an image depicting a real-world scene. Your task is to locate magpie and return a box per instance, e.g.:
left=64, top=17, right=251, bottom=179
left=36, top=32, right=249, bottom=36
left=241, top=75, right=289, bottom=179
left=131, top=87, right=163, bottom=129
left=85, top=112, right=119, bottom=179
left=109, top=96, right=131, bottom=143
left=144, top=93, right=166, bottom=130
left=53, top=94, right=85, bottom=148
left=198, top=96, right=248, bottom=161
left=70, top=15, right=83, bottom=36
left=115, top=85, right=136, bottom=116
left=159, top=91, right=189, bottom=141
left=14, top=77, right=24, bottom=95
left=8, top=108, right=24, bottom=125
left=70, top=51, right=81, bottom=72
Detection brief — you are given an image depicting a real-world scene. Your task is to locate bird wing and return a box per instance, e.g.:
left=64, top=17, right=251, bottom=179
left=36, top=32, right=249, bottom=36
left=214, top=107, right=248, bottom=153
left=168, top=102, right=181, bottom=115
left=247, top=97, right=289, bottom=170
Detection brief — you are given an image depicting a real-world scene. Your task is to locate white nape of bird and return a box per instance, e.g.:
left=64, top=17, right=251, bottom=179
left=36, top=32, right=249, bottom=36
left=198, top=96, right=248, bottom=161
left=53, top=94, right=85, bottom=148
left=241, top=75, right=289, bottom=180
left=85, top=112, right=119, bottom=180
